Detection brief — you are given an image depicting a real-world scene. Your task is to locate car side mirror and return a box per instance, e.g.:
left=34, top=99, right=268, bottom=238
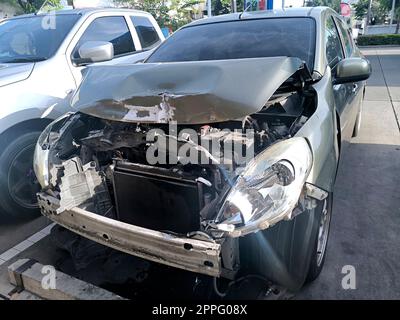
left=74, top=41, right=114, bottom=66
left=333, top=58, right=371, bottom=85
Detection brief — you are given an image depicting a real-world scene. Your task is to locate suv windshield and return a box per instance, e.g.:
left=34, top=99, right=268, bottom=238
left=147, top=17, right=316, bottom=70
left=0, top=14, right=79, bottom=63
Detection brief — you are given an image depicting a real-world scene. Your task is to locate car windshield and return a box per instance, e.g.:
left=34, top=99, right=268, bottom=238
left=147, top=17, right=316, bottom=70
left=0, top=14, right=80, bottom=63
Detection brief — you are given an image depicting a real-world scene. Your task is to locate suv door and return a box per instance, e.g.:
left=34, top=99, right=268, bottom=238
left=67, top=15, right=139, bottom=85
left=325, top=15, right=353, bottom=142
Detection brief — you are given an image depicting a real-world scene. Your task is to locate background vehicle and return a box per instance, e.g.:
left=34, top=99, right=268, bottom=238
left=34, top=7, right=370, bottom=296
left=0, top=8, right=165, bottom=220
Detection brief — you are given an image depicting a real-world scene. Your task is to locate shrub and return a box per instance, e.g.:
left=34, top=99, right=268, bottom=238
left=357, top=34, right=400, bottom=46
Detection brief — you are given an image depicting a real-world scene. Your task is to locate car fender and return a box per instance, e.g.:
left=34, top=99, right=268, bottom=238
left=0, top=56, right=75, bottom=136
left=296, top=68, right=339, bottom=193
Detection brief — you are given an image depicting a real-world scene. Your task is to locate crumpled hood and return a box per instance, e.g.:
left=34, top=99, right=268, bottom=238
left=0, top=63, right=34, bottom=87
left=71, top=56, right=305, bottom=124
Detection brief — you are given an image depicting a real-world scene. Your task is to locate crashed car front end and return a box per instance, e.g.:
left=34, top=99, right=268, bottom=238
left=34, top=57, right=329, bottom=281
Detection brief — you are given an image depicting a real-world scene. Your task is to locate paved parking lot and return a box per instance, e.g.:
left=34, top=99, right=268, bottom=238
left=0, top=47, right=399, bottom=300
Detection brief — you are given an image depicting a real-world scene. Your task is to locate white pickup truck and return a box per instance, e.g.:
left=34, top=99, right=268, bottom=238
left=0, top=8, right=165, bottom=219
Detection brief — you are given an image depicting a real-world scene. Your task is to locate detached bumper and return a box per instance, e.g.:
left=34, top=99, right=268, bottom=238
left=38, top=194, right=221, bottom=277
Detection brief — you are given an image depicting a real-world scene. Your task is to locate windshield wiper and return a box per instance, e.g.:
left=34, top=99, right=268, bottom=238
left=1, top=57, right=47, bottom=63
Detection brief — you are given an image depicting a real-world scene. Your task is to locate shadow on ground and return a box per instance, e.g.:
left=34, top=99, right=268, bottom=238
left=298, top=142, right=400, bottom=299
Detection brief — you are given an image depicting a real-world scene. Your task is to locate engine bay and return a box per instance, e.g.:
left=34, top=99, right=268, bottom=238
left=36, top=87, right=317, bottom=279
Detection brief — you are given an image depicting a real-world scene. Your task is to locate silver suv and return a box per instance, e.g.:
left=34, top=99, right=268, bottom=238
left=0, top=8, right=165, bottom=219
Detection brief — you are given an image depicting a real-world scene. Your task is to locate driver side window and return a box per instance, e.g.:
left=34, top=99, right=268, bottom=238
left=72, top=16, right=135, bottom=60
left=325, top=17, right=344, bottom=69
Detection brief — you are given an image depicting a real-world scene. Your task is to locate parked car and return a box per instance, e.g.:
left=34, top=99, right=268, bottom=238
left=34, top=7, right=370, bottom=295
left=0, top=8, right=165, bottom=219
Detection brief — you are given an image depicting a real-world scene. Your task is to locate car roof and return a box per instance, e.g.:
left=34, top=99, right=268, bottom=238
left=184, top=6, right=336, bottom=28
left=7, top=7, right=151, bottom=20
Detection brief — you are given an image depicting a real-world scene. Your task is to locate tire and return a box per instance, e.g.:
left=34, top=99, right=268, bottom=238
left=306, top=194, right=333, bottom=283
left=0, top=131, right=42, bottom=221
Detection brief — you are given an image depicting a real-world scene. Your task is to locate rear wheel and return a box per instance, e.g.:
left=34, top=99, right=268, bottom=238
left=0, top=131, right=42, bottom=220
left=306, top=194, right=333, bottom=282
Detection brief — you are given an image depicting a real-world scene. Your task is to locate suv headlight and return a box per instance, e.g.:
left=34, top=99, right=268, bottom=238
left=33, top=125, right=52, bottom=189
left=215, top=137, right=313, bottom=237
left=33, top=113, right=72, bottom=189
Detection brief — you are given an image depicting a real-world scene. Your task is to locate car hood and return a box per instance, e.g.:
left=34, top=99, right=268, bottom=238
left=71, top=56, right=309, bottom=125
left=0, top=63, right=34, bottom=87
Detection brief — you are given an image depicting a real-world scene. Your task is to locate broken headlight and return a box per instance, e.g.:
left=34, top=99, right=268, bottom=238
left=33, top=124, right=52, bottom=189
left=215, top=137, right=312, bottom=237
left=33, top=140, right=50, bottom=189
left=33, top=113, right=72, bottom=188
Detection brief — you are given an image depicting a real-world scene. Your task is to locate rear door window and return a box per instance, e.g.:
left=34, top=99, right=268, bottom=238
left=130, top=16, right=161, bottom=50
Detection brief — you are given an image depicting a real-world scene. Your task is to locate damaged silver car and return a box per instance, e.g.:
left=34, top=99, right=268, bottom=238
left=33, top=7, right=370, bottom=295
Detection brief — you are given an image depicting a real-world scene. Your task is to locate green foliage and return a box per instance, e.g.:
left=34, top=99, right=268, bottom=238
left=352, top=0, right=369, bottom=20
left=213, top=0, right=244, bottom=15
left=357, top=33, right=400, bottom=45
left=117, top=0, right=202, bottom=29
left=378, top=0, right=397, bottom=11
left=40, top=0, right=63, bottom=12
left=5, top=0, right=62, bottom=14
left=305, top=0, right=341, bottom=13
left=351, top=0, right=393, bottom=24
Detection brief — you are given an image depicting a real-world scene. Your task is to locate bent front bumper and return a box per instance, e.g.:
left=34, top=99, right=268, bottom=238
left=38, top=193, right=221, bottom=277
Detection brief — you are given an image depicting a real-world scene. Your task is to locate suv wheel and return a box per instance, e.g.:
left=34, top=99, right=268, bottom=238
left=0, top=131, right=42, bottom=220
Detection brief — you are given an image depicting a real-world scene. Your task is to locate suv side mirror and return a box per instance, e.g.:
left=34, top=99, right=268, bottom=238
left=334, top=58, right=371, bottom=85
left=74, top=41, right=114, bottom=66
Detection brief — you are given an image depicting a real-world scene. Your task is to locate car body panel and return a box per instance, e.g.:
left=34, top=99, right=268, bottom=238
left=0, top=55, right=75, bottom=133
left=297, top=69, right=339, bottom=192
left=70, top=56, right=307, bottom=125
left=37, top=200, right=222, bottom=277
left=0, top=62, right=34, bottom=87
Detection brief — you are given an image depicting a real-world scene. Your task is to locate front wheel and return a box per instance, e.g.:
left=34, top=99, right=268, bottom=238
left=306, top=194, right=333, bottom=282
left=0, top=131, right=42, bottom=221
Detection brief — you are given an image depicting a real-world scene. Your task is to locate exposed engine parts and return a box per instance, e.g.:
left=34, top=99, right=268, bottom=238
left=36, top=87, right=324, bottom=280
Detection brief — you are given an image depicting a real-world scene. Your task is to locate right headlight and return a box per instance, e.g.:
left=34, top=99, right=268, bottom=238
left=214, top=137, right=313, bottom=237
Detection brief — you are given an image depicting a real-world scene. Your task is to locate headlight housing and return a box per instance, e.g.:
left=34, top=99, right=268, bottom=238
left=33, top=113, right=73, bottom=189
left=33, top=140, right=50, bottom=189
left=214, top=137, right=313, bottom=237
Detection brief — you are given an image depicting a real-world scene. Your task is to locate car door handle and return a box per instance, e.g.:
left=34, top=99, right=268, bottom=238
left=352, top=84, right=358, bottom=93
